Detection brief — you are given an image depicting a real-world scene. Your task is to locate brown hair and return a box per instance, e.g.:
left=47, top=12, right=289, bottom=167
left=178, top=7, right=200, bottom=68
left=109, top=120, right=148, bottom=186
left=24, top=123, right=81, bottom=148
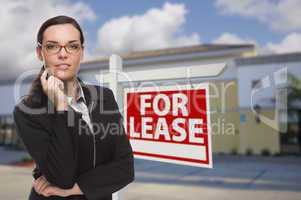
left=24, top=15, right=84, bottom=108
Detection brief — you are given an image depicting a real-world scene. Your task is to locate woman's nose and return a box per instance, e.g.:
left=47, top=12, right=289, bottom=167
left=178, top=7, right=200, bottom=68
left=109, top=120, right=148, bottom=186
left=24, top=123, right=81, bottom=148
left=58, top=47, right=68, bottom=59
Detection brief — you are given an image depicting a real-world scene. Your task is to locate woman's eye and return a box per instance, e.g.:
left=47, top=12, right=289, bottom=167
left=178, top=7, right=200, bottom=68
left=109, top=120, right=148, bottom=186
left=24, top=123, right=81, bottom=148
left=46, top=44, right=57, bottom=50
left=69, top=44, right=80, bottom=49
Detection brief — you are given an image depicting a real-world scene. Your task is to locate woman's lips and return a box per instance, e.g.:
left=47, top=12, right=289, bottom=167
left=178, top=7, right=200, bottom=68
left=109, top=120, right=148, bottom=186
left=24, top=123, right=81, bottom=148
left=56, top=64, right=70, bottom=70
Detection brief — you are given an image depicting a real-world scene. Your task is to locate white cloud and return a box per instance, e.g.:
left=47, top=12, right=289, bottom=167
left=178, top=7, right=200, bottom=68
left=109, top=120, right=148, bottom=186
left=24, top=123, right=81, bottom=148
left=266, top=33, right=301, bottom=54
left=212, top=32, right=269, bottom=53
left=96, top=2, right=201, bottom=55
left=0, top=0, right=96, bottom=81
left=212, top=32, right=301, bottom=54
left=213, top=32, right=256, bottom=45
left=215, top=0, right=301, bottom=32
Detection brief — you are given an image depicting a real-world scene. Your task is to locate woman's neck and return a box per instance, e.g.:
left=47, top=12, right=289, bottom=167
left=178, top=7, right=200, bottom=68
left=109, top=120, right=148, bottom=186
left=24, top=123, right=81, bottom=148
left=63, top=78, right=77, bottom=98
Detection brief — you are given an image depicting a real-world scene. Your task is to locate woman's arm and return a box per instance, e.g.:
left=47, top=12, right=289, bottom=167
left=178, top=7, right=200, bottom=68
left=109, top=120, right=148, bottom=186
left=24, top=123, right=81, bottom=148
left=13, top=103, right=81, bottom=189
left=33, top=177, right=83, bottom=197
left=29, top=88, right=134, bottom=199
left=69, top=183, right=83, bottom=195
left=75, top=88, right=135, bottom=200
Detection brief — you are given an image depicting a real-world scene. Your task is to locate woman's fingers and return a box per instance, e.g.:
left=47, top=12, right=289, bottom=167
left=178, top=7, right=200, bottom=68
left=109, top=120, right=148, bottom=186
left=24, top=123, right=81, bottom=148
left=40, top=70, right=48, bottom=92
left=43, top=186, right=57, bottom=196
left=34, top=176, right=50, bottom=195
left=39, top=69, right=68, bottom=111
left=58, top=79, right=64, bottom=91
left=32, top=175, right=62, bottom=197
left=41, top=185, right=64, bottom=197
left=41, top=185, right=53, bottom=197
left=33, top=180, right=69, bottom=197
left=39, top=179, right=49, bottom=193
left=33, top=177, right=42, bottom=193
left=37, top=183, right=47, bottom=194
left=35, top=176, right=45, bottom=193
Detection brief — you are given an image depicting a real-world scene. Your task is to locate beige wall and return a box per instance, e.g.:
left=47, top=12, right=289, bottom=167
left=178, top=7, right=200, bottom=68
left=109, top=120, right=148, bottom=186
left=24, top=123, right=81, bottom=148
left=208, top=80, right=240, bottom=153
left=207, top=80, right=280, bottom=155
left=210, top=111, right=239, bottom=153
left=238, top=109, right=280, bottom=155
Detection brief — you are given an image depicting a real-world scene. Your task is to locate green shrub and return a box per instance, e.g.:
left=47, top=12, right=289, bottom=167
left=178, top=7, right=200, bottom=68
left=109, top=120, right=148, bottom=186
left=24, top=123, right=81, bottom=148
left=261, top=149, right=271, bottom=156
left=246, top=148, right=253, bottom=156
left=230, top=148, right=238, bottom=155
left=21, top=154, right=33, bottom=162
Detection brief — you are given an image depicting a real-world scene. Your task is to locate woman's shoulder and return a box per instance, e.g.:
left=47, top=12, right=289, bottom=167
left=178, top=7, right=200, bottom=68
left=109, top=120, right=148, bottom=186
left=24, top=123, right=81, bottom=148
left=14, top=92, right=48, bottom=113
left=14, top=99, right=47, bottom=118
left=83, top=84, right=115, bottom=101
left=84, top=84, right=113, bottom=94
left=83, top=84, right=119, bottom=113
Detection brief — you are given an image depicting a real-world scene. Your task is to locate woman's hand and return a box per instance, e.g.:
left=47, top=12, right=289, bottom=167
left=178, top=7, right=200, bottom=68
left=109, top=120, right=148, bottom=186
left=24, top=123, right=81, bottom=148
left=33, top=176, right=71, bottom=197
left=33, top=175, right=53, bottom=197
left=40, top=185, right=71, bottom=197
left=33, top=176, right=83, bottom=197
left=69, top=183, right=84, bottom=195
left=40, top=69, right=68, bottom=111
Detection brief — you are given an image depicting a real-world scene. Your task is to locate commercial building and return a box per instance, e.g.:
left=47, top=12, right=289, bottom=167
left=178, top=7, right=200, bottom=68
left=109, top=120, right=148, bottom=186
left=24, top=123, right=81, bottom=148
left=1, top=44, right=300, bottom=155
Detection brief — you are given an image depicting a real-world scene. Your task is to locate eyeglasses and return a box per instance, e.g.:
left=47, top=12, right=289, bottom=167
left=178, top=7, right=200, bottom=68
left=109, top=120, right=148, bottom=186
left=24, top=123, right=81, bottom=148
left=37, top=42, right=83, bottom=54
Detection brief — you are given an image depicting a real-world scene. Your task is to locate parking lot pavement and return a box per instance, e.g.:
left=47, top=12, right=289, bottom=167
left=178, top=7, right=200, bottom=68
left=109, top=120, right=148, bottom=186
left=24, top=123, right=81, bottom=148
left=123, top=155, right=301, bottom=200
left=0, top=154, right=301, bottom=200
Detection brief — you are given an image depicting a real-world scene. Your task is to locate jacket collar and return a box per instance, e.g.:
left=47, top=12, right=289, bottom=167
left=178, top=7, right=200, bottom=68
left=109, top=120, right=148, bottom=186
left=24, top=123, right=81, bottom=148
left=77, top=77, right=105, bottom=111
left=73, top=78, right=86, bottom=104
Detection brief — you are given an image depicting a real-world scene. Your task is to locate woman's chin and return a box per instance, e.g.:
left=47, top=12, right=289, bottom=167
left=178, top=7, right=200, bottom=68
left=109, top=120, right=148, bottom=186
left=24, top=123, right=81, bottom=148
left=54, top=71, right=74, bottom=81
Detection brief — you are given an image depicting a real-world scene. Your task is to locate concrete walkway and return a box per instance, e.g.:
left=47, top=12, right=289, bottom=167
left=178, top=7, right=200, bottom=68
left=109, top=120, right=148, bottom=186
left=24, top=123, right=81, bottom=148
left=0, top=154, right=301, bottom=200
left=0, top=165, right=32, bottom=200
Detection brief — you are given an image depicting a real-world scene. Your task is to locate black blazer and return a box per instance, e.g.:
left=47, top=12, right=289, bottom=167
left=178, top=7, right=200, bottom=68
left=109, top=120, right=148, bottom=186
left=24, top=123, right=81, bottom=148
left=13, top=78, right=135, bottom=200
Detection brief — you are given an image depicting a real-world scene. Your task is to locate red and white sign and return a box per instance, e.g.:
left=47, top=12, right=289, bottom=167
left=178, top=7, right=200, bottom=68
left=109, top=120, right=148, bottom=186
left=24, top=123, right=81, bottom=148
left=124, top=84, right=212, bottom=168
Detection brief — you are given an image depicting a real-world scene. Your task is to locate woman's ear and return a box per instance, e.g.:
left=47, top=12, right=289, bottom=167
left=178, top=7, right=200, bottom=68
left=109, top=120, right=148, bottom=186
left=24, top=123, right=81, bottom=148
left=36, top=46, right=43, bottom=61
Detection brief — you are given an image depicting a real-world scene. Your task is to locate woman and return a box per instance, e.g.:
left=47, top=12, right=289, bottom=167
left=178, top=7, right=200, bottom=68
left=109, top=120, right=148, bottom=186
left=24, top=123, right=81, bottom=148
left=13, top=15, right=134, bottom=200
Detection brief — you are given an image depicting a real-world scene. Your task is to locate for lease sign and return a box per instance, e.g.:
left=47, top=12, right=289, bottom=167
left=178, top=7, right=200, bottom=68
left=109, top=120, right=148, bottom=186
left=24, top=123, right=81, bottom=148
left=124, top=84, right=212, bottom=168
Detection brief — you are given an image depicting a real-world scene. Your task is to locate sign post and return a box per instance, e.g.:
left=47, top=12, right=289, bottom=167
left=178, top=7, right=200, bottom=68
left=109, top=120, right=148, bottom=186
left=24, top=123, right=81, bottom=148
left=108, top=55, right=123, bottom=200
left=97, top=54, right=221, bottom=199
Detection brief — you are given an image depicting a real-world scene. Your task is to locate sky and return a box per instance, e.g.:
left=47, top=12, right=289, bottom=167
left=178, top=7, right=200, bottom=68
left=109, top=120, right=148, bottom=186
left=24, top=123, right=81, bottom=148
left=1, top=0, right=301, bottom=81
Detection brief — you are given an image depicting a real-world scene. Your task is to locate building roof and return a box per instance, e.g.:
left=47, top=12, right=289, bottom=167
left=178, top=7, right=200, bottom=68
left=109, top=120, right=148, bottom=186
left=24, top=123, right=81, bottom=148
left=83, top=44, right=255, bottom=65
left=235, top=51, right=301, bottom=66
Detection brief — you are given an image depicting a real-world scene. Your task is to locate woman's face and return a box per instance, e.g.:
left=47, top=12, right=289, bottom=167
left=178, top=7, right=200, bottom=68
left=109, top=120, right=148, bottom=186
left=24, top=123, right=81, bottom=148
left=36, top=23, right=84, bottom=81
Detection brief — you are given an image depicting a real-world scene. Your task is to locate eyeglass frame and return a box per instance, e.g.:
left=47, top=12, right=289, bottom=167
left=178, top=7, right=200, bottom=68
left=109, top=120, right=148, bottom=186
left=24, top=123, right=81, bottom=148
left=37, top=41, right=84, bottom=54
